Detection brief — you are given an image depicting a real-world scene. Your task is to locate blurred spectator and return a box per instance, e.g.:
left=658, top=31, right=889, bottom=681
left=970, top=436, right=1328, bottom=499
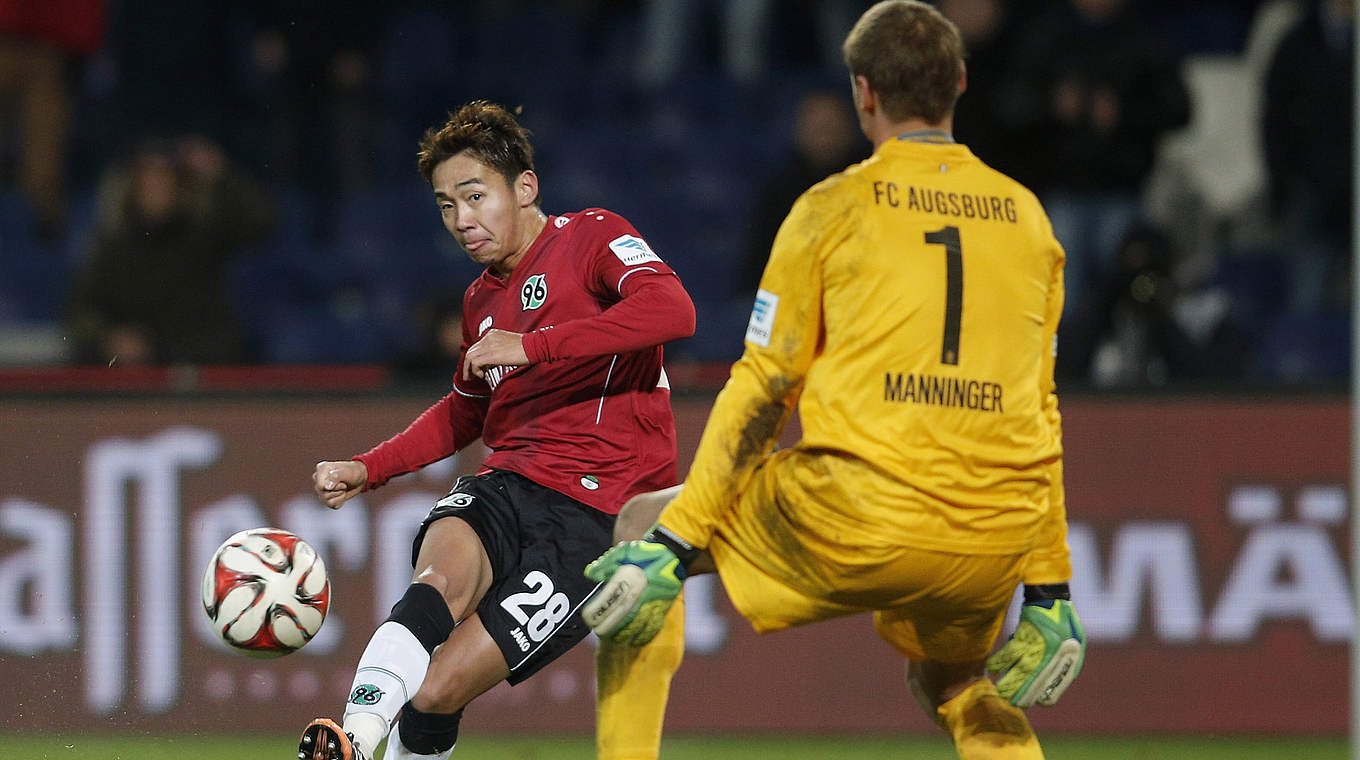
left=103, top=1, right=251, bottom=155
left=0, top=0, right=104, bottom=237
left=396, top=292, right=464, bottom=383
left=242, top=1, right=385, bottom=195
left=1004, top=0, right=1191, bottom=317
left=1059, top=224, right=1251, bottom=387
left=939, top=0, right=1027, bottom=177
left=1261, top=0, right=1353, bottom=314
left=65, top=137, right=276, bottom=366
left=635, top=0, right=860, bottom=91
left=635, top=0, right=773, bottom=90
left=740, top=89, right=866, bottom=295
left=1137, top=0, right=1269, bottom=55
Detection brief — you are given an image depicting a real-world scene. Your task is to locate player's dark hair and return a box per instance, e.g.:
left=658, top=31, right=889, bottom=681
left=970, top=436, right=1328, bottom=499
left=842, top=0, right=965, bottom=124
left=417, top=100, right=536, bottom=192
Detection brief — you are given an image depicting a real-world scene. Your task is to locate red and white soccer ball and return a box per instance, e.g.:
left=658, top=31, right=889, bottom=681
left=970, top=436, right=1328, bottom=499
left=201, top=527, right=330, bottom=658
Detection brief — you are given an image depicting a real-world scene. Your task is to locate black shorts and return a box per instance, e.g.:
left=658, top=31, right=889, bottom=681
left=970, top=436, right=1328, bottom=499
left=411, top=469, right=615, bottom=684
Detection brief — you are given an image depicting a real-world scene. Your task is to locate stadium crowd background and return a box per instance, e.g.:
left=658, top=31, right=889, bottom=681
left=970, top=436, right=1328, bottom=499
left=0, top=0, right=1349, bottom=389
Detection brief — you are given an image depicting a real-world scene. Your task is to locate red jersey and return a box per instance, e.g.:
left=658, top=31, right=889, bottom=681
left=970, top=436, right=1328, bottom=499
left=356, top=209, right=695, bottom=514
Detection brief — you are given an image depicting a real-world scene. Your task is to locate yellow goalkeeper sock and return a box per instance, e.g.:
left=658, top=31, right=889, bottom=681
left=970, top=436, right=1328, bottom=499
left=595, top=592, right=686, bottom=760
left=936, top=678, right=1044, bottom=760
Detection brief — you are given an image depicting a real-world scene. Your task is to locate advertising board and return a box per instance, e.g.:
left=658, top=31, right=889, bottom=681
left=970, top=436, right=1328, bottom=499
left=0, top=396, right=1347, bottom=733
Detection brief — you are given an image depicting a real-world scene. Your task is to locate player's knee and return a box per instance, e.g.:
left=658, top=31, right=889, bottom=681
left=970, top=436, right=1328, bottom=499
left=386, top=582, right=457, bottom=655
left=411, top=518, right=493, bottom=619
left=614, top=486, right=681, bottom=543
left=410, top=567, right=488, bottom=628
left=412, top=569, right=449, bottom=597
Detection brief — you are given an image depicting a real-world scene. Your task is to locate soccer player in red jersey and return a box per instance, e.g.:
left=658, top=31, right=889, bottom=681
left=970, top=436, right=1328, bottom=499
left=298, top=100, right=695, bottom=760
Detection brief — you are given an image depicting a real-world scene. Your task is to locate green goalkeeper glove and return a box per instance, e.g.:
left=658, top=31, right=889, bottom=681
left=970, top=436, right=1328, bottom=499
left=581, top=527, right=696, bottom=646
left=986, top=584, right=1086, bottom=708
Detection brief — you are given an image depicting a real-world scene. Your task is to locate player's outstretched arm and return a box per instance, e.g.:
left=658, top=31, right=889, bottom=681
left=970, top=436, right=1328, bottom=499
left=986, top=583, right=1085, bottom=708
left=313, top=460, right=368, bottom=509
left=582, top=526, right=698, bottom=646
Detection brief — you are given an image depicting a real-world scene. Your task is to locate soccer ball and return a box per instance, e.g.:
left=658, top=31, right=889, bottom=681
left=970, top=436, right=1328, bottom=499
left=201, top=527, right=330, bottom=658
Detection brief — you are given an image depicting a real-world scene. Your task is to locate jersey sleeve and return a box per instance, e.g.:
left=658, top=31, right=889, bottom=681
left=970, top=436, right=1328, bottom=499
left=579, top=210, right=680, bottom=291
left=356, top=314, right=490, bottom=489
left=659, top=186, right=857, bottom=548
left=521, top=210, right=695, bottom=362
left=353, top=386, right=488, bottom=489
left=1023, top=223, right=1072, bottom=584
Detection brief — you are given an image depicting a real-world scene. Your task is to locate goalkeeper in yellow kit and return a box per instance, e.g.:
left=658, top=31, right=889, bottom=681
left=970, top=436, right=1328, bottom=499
left=585, top=2, right=1084, bottom=758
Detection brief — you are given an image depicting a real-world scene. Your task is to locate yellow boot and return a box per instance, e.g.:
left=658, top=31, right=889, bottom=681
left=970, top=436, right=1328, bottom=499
left=937, top=678, right=1044, bottom=760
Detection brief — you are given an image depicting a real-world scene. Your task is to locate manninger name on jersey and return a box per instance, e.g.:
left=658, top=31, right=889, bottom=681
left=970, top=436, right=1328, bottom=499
left=884, top=372, right=1004, bottom=413
left=608, top=234, right=663, bottom=266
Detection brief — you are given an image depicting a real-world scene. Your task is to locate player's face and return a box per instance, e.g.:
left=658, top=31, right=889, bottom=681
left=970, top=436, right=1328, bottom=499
left=432, top=151, right=538, bottom=275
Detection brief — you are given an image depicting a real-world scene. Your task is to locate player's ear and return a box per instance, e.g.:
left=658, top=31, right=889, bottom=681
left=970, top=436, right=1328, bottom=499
left=516, top=170, right=539, bottom=208
left=958, top=61, right=968, bottom=97
left=852, top=74, right=875, bottom=115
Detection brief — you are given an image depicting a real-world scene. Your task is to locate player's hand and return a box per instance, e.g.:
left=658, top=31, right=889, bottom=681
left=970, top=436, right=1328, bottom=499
left=313, top=460, right=367, bottom=509
left=986, top=594, right=1086, bottom=708
left=462, top=329, right=529, bottom=381
left=582, top=538, right=686, bottom=646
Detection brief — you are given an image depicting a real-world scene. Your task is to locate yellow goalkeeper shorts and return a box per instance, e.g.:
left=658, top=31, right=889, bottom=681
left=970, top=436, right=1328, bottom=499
left=707, top=449, right=1026, bottom=663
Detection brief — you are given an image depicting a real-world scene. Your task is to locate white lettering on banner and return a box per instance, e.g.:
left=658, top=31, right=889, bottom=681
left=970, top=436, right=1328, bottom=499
left=0, top=499, right=75, bottom=654
left=1208, top=485, right=1352, bottom=642
left=84, top=428, right=221, bottom=715
left=1069, top=522, right=1203, bottom=642
left=1207, top=485, right=1352, bottom=641
left=282, top=493, right=372, bottom=654
left=1297, top=485, right=1348, bottom=523
left=3, top=429, right=1355, bottom=724
left=375, top=493, right=438, bottom=621
left=1067, top=484, right=1353, bottom=643
left=1227, top=485, right=1282, bottom=522
left=1210, top=531, right=1353, bottom=642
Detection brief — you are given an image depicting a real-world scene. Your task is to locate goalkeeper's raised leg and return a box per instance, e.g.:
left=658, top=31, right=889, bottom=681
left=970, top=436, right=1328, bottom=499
left=588, top=485, right=693, bottom=760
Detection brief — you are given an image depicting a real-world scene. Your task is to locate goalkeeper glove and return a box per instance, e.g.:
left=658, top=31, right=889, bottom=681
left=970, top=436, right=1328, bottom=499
left=986, top=583, right=1086, bottom=708
left=581, top=526, right=697, bottom=646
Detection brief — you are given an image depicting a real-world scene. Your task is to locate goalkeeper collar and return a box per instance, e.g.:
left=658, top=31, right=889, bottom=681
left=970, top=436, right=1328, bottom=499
left=897, top=129, right=955, bottom=144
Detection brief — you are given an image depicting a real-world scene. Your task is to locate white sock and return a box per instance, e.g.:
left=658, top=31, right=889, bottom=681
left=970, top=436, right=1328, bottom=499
left=384, top=721, right=455, bottom=760
left=344, top=712, right=388, bottom=759
left=342, top=621, right=432, bottom=757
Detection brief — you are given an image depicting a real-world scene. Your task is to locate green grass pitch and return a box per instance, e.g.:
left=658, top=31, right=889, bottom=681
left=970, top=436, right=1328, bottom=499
left=0, top=733, right=1344, bottom=760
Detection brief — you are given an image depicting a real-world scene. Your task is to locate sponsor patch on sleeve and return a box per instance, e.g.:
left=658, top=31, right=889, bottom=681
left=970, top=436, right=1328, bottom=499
left=746, top=289, right=778, bottom=347
left=608, top=234, right=663, bottom=266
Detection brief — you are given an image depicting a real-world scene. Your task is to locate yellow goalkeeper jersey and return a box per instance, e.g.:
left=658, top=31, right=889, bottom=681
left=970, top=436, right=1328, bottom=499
left=662, top=137, right=1070, bottom=570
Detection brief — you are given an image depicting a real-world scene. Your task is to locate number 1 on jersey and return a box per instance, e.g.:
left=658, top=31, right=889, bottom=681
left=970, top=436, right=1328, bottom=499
left=924, top=225, right=963, bottom=365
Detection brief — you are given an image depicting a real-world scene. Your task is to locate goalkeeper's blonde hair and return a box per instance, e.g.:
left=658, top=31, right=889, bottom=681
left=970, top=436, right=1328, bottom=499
left=842, top=0, right=965, bottom=125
